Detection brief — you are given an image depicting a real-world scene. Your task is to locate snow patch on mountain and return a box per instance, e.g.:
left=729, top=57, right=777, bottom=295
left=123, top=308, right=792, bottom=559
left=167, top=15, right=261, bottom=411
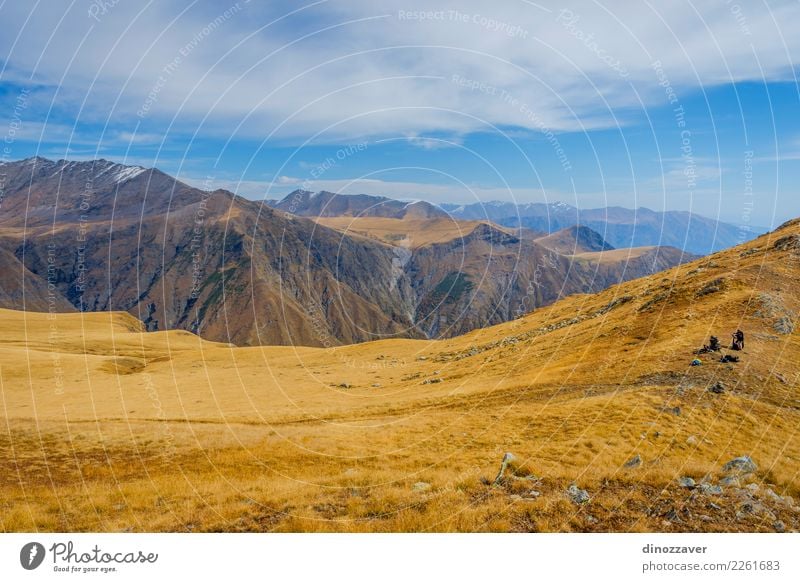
left=111, top=166, right=146, bottom=184
left=92, top=162, right=147, bottom=184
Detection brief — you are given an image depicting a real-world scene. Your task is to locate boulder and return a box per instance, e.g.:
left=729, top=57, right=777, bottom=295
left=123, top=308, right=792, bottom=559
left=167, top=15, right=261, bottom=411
left=566, top=483, right=590, bottom=504
left=723, top=456, right=757, bottom=474
left=736, top=501, right=775, bottom=521
left=624, top=454, right=642, bottom=469
left=697, top=482, right=723, bottom=495
left=763, top=488, right=794, bottom=506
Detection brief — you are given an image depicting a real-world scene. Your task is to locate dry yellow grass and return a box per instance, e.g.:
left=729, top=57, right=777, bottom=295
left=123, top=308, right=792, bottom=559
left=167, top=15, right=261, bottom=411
left=1, top=221, right=799, bottom=532
left=313, top=216, right=506, bottom=248
left=573, top=246, right=657, bottom=262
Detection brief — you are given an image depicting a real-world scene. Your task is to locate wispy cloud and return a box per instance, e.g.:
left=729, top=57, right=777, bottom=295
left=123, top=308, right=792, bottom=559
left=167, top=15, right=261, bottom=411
left=2, top=0, right=798, bottom=143
left=401, top=135, right=465, bottom=150
left=275, top=175, right=303, bottom=185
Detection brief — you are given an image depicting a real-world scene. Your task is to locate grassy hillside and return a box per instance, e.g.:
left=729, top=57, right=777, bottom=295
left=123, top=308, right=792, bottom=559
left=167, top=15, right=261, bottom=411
left=313, top=216, right=492, bottom=248
left=1, top=219, right=798, bottom=532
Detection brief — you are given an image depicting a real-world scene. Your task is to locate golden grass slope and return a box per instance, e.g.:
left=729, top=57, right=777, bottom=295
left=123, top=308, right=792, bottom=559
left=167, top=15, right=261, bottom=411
left=1, top=220, right=799, bottom=532
left=573, top=246, right=657, bottom=263
left=312, top=216, right=505, bottom=248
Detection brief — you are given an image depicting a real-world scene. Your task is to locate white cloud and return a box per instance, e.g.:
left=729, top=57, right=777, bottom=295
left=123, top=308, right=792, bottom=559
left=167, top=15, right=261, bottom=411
left=402, top=135, right=465, bottom=150
left=1, top=0, right=798, bottom=143
left=112, top=131, right=165, bottom=145
left=276, top=175, right=302, bottom=184
left=662, top=164, right=722, bottom=185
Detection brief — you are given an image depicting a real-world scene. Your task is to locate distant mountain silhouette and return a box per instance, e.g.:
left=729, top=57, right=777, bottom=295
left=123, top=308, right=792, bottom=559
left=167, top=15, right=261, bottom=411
left=273, top=189, right=448, bottom=219
left=441, top=201, right=762, bottom=255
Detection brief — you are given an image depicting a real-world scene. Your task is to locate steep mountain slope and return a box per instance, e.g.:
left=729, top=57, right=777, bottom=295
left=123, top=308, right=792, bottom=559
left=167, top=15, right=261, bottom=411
left=0, top=246, right=74, bottom=312
left=2, top=218, right=797, bottom=532
left=442, top=201, right=760, bottom=254
left=0, top=158, right=420, bottom=346
left=407, top=223, right=692, bottom=337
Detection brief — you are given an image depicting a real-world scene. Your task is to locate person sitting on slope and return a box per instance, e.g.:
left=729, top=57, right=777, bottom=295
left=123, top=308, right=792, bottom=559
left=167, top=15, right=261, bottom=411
left=731, top=329, right=744, bottom=350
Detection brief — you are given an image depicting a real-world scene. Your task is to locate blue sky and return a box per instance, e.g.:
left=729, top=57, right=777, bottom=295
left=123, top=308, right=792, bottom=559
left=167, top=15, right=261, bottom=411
left=1, top=0, right=799, bottom=227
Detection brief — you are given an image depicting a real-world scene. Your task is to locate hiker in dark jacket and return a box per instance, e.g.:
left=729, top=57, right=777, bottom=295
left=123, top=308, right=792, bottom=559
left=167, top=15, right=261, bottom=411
left=731, top=329, right=744, bottom=350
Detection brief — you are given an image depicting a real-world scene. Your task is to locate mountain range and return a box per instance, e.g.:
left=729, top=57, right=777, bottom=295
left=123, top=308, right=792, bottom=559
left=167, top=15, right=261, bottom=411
left=0, top=157, right=701, bottom=345
left=440, top=201, right=760, bottom=255
left=270, top=190, right=760, bottom=255
left=271, top=189, right=448, bottom=219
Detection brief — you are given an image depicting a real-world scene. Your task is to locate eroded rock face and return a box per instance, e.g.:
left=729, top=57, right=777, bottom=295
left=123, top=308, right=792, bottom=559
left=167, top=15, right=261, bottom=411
left=772, top=234, right=800, bottom=252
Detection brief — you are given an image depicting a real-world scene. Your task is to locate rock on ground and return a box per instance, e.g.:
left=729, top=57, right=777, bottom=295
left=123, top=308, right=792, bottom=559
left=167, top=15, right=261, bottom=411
left=566, top=483, right=590, bottom=504
left=624, top=454, right=642, bottom=468
left=723, top=456, right=757, bottom=474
